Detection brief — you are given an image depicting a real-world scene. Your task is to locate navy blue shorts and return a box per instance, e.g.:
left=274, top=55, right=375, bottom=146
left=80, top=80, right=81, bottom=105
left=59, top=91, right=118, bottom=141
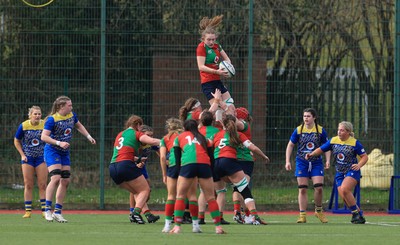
left=238, top=160, right=254, bottom=177
left=211, top=160, right=220, bottom=182
left=201, top=80, right=228, bottom=100
left=214, top=157, right=243, bottom=179
left=179, top=163, right=213, bottom=179
left=167, top=165, right=180, bottom=179
left=109, top=160, right=143, bottom=185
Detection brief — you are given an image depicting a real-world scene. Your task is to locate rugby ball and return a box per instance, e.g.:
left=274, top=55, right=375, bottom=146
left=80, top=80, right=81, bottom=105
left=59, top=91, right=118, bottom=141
left=219, top=61, right=235, bottom=77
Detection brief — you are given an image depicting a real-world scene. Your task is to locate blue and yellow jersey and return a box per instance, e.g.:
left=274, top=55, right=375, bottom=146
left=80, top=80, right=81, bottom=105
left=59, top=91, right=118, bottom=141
left=320, top=136, right=366, bottom=174
left=290, top=124, right=329, bottom=163
left=44, top=112, right=78, bottom=153
left=14, top=120, right=45, bottom=157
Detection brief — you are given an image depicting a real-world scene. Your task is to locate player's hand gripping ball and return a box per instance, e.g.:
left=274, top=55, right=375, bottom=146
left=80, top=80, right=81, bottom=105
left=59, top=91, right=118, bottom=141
left=219, top=61, right=235, bottom=78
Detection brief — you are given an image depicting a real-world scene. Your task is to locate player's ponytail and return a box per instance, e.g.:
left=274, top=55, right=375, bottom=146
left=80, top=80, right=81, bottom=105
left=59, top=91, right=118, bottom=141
left=199, top=15, right=223, bottom=37
left=223, top=114, right=241, bottom=147
left=184, top=119, right=208, bottom=151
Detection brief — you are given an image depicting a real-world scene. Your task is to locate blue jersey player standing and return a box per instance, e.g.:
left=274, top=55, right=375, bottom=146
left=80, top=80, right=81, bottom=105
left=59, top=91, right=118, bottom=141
left=306, top=121, right=368, bottom=224
left=41, top=96, right=96, bottom=223
left=285, top=108, right=331, bottom=223
left=14, top=105, right=47, bottom=219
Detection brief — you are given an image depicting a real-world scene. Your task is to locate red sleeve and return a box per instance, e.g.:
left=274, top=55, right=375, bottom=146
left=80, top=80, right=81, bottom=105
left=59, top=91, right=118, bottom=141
left=238, top=132, right=250, bottom=143
left=136, top=131, right=145, bottom=141
left=196, top=42, right=206, bottom=57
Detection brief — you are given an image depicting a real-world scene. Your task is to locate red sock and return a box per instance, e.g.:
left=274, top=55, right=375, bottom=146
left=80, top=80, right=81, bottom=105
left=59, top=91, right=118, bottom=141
left=165, top=199, right=175, bottom=219
left=250, top=209, right=258, bottom=217
left=173, top=198, right=186, bottom=224
left=233, top=201, right=241, bottom=213
left=189, top=200, right=199, bottom=220
left=199, top=211, right=205, bottom=219
left=208, top=199, right=221, bottom=225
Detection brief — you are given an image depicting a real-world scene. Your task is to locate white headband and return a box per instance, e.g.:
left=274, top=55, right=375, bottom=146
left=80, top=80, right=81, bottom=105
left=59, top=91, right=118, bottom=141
left=192, top=101, right=201, bottom=109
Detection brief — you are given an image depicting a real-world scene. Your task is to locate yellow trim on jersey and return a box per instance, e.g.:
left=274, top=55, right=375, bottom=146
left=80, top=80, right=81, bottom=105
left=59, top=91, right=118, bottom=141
left=296, top=124, right=323, bottom=134
left=22, top=120, right=44, bottom=130
left=330, top=136, right=357, bottom=146
left=53, top=112, right=73, bottom=122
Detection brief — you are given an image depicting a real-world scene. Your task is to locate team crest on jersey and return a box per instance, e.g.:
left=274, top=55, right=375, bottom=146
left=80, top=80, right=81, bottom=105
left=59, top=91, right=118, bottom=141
left=64, top=128, right=72, bottom=136
left=31, top=138, right=40, bottom=146
left=306, top=142, right=315, bottom=150
left=337, top=153, right=345, bottom=161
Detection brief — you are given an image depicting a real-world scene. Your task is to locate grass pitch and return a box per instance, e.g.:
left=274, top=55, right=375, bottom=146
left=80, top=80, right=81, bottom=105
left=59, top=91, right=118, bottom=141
left=1, top=212, right=399, bottom=245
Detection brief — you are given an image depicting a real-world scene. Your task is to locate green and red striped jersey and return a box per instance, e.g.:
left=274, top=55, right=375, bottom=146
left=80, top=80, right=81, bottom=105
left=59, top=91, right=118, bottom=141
left=199, top=125, right=220, bottom=140
left=212, top=131, right=249, bottom=159
left=110, top=128, right=144, bottom=163
left=237, top=120, right=254, bottom=161
left=160, top=132, right=179, bottom=167
left=174, top=131, right=211, bottom=166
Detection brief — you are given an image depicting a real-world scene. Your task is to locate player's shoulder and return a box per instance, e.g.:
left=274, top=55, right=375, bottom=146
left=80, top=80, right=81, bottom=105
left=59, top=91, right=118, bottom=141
left=22, top=120, right=44, bottom=130
left=53, top=112, right=74, bottom=122
left=21, top=120, right=30, bottom=128
left=330, top=136, right=357, bottom=146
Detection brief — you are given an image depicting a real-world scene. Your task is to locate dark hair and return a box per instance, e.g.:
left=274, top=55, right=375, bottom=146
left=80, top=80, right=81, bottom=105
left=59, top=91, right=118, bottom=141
left=200, top=110, right=213, bottom=126
left=222, top=114, right=241, bottom=147
left=300, top=108, right=321, bottom=144
left=140, top=125, right=153, bottom=133
left=184, top=119, right=208, bottom=151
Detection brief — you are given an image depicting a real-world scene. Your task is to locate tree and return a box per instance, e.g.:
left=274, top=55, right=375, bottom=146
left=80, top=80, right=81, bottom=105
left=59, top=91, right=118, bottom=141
left=258, top=0, right=394, bottom=153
